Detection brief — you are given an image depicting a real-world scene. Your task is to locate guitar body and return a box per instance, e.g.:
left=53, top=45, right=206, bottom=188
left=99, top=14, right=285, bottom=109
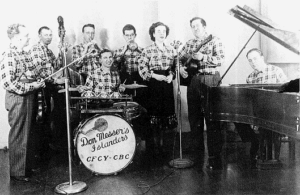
left=179, top=34, right=213, bottom=87
left=180, top=59, right=199, bottom=86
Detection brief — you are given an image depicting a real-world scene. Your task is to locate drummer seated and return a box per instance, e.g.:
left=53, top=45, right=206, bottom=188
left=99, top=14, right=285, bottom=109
left=77, top=49, right=125, bottom=96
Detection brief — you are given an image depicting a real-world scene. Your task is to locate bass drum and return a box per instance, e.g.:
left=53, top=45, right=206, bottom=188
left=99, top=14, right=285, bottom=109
left=74, top=114, right=136, bottom=175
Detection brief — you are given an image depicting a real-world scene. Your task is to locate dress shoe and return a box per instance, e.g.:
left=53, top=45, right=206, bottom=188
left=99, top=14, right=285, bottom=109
left=10, top=176, right=30, bottom=182
left=31, top=168, right=41, bottom=173
left=207, top=156, right=223, bottom=170
left=250, top=159, right=258, bottom=169
left=26, top=168, right=41, bottom=176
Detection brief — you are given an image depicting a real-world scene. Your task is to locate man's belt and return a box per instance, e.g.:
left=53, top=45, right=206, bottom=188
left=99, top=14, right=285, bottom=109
left=19, top=78, right=36, bottom=83
left=196, top=72, right=217, bottom=76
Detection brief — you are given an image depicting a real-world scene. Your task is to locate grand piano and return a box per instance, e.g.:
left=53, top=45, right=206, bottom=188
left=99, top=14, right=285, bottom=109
left=207, top=5, right=300, bottom=140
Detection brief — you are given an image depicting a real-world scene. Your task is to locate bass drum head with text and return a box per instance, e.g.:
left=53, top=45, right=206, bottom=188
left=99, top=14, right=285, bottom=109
left=75, top=115, right=136, bottom=175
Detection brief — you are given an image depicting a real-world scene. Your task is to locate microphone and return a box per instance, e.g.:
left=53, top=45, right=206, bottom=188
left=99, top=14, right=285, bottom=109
left=57, top=16, right=65, bottom=37
left=58, top=16, right=64, bottom=29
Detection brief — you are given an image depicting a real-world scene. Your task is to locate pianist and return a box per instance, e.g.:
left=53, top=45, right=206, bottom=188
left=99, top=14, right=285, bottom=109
left=235, top=48, right=288, bottom=168
left=246, top=48, right=287, bottom=84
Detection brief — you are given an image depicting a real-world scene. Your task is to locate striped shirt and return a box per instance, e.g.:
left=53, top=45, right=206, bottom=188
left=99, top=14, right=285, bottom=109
left=72, top=42, right=102, bottom=74
left=30, top=42, right=56, bottom=78
left=85, top=67, right=120, bottom=95
left=114, top=45, right=143, bottom=74
left=0, top=45, right=40, bottom=94
left=138, top=43, right=175, bottom=81
left=178, top=33, right=225, bottom=74
left=246, top=64, right=288, bottom=84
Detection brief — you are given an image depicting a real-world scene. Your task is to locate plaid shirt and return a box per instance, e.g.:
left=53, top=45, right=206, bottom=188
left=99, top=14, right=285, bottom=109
left=72, top=42, right=102, bottom=74
left=178, top=33, right=225, bottom=74
left=85, top=67, right=120, bottom=95
left=30, top=42, right=56, bottom=78
left=114, top=45, right=143, bottom=74
left=246, top=64, right=288, bottom=84
left=0, top=45, right=40, bottom=94
left=138, top=43, right=175, bottom=80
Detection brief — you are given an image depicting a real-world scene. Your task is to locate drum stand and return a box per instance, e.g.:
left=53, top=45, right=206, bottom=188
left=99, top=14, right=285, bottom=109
left=169, top=41, right=194, bottom=169
left=55, top=48, right=87, bottom=194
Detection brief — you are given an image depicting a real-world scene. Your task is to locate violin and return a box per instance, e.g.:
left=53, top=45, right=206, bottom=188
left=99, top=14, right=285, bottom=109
left=36, top=88, right=47, bottom=123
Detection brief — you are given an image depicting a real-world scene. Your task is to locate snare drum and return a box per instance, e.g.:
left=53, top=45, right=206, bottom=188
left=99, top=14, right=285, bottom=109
left=74, top=114, right=136, bottom=175
left=113, top=101, right=141, bottom=122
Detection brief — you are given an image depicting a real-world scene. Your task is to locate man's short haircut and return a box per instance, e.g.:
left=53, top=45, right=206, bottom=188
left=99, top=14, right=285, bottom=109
left=82, top=24, right=95, bottom=32
left=99, top=48, right=113, bottom=58
left=7, top=24, right=25, bottom=39
left=246, top=48, right=263, bottom=58
left=190, top=17, right=206, bottom=27
left=122, top=24, right=136, bottom=35
left=149, top=22, right=170, bottom=42
left=38, top=26, right=50, bottom=35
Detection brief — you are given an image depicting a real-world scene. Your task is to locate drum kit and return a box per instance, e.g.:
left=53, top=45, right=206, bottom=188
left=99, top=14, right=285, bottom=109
left=52, top=16, right=150, bottom=194
left=61, top=83, right=147, bottom=175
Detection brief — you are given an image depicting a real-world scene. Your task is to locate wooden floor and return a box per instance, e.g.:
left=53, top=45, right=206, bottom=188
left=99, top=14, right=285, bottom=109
left=1, top=130, right=300, bottom=195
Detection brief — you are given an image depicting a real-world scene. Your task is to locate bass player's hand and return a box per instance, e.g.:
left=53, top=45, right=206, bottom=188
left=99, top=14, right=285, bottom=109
left=180, top=66, right=188, bottom=78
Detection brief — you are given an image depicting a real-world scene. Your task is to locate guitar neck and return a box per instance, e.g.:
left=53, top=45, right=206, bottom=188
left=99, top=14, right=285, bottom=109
left=183, top=34, right=213, bottom=66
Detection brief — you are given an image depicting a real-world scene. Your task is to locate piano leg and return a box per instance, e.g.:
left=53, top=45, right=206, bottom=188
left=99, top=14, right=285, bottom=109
left=257, top=128, right=283, bottom=169
left=234, top=123, right=259, bottom=169
left=206, top=120, right=223, bottom=170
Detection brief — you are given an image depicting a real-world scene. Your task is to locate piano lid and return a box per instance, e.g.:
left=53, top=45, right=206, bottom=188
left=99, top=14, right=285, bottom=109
left=229, top=5, right=299, bottom=55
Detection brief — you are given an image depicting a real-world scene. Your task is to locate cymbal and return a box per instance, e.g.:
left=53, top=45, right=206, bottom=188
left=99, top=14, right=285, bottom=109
left=124, top=84, right=148, bottom=89
left=58, top=87, right=79, bottom=93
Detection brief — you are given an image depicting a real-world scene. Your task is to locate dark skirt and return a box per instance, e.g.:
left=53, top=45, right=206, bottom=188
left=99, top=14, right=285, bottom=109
left=146, top=70, right=177, bottom=130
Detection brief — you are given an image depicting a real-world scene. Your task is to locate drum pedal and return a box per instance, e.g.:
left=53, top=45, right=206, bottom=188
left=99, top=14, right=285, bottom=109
left=92, top=172, right=100, bottom=176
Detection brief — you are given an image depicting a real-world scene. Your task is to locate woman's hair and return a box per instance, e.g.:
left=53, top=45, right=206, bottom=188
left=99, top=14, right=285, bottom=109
left=149, top=22, right=169, bottom=41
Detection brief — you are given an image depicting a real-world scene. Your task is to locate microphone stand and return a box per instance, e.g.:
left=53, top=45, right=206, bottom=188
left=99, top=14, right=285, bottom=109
left=169, top=40, right=194, bottom=168
left=55, top=16, right=87, bottom=194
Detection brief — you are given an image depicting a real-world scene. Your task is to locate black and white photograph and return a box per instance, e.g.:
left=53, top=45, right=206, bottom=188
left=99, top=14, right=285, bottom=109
left=0, top=0, right=299, bottom=194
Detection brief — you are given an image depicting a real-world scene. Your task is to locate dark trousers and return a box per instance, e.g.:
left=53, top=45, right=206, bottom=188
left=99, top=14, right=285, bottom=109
left=5, top=91, right=35, bottom=176
left=234, top=123, right=259, bottom=159
left=187, top=72, right=223, bottom=157
left=34, top=83, right=54, bottom=155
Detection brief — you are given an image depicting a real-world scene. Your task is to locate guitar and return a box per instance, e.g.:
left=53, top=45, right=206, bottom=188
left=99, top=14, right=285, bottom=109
left=180, top=34, right=213, bottom=86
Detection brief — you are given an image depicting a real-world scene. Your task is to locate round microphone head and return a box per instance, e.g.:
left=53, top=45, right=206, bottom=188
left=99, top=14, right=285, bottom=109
left=57, top=16, right=64, bottom=24
left=129, top=42, right=137, bottom=50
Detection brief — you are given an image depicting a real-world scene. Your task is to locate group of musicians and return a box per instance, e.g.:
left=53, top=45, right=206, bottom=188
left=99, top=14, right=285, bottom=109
left=0, top=16, right=289, bottom=182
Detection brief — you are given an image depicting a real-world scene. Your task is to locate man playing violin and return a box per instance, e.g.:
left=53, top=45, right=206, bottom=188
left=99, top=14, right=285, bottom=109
left=0, top=24, right=45, bottom=182
left=178, top=17, right=225, bottom=170
left=72, top=24, right=102, bottom=78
